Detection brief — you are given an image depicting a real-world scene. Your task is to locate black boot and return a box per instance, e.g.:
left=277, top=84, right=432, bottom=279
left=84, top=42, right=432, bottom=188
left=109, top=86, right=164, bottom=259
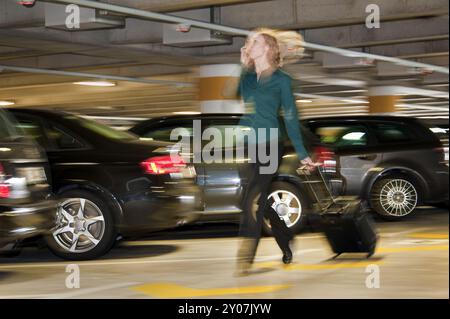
left=282, top=246, right=293, bottom=264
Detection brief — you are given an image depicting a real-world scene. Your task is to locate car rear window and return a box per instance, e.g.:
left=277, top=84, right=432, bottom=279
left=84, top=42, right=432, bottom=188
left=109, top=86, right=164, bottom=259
left=371, top=122, right=417, bottom=144
left=65, top=115, right=138, bottom=141
left=309, top=124, right=369, bottom=148
left=141, top=124, right=194, bottom=142
left=0, top=109, right=21, bottom=140
left=203, top=123, right=254, bottom=148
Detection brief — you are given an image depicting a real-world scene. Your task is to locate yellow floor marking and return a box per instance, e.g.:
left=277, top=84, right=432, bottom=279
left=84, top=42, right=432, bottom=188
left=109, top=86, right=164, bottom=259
left=377, top=245, right=449, bottom=253
left=254, top=244, right=448, bottom=271
left=408, top=233, right=449, bottom=240
left=131, top=282, right=291, bottom=298
left=255, top=260, right=384, bottom=271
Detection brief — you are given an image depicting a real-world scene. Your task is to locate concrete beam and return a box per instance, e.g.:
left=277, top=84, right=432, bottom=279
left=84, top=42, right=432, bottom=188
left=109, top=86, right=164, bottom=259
left=366, top=40, right=449, bottom=61
left=0, top=53, right=125, bottom=69
left=304, top=16, right=448, bottom=48
left=109, top=18, right=164, bottom=44
left=0, top=63, right=191, bottom=88
left=220, top=0, right=448, bottom=29
left=0, top=29, right=205, bottom=65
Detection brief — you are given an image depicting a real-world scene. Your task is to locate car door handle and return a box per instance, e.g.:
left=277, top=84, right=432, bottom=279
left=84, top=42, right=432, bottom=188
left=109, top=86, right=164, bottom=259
left=357, top=154, right=377, bottom=160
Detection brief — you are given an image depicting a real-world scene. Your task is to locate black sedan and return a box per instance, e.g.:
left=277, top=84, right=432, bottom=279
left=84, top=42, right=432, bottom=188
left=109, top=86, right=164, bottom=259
left=8, top=108, right=201, bottom=260
left=0, top=109, right=56, bottom=255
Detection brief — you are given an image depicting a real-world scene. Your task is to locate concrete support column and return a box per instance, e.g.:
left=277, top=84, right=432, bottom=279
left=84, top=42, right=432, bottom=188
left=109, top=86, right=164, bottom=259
left=198, top=64, right=243, bottom=113
left=367, top=86, right=402, bottom=114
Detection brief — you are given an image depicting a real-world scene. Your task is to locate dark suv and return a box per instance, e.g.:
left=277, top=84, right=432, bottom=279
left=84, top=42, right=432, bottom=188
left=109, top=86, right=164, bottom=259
left=303, top=115, right=449, bottom=219
left=130, top=113, right=341, bottom=235
left=0, top=109, right=56, bottom=254
left=423, top=119, right=449, bottom=165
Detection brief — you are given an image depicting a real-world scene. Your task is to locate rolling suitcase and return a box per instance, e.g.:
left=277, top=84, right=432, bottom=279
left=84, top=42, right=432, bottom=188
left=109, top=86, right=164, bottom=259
left=297, top=166, right=378, bottom=258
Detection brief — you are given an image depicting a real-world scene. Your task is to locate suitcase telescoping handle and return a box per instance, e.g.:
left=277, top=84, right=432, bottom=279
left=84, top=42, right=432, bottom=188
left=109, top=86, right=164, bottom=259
left=296, top=164, right=336, bottom=212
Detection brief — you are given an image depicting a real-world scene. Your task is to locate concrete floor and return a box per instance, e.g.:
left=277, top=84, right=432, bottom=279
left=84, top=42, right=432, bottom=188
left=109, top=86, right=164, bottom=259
left=0, top=207, right=448, bottom=299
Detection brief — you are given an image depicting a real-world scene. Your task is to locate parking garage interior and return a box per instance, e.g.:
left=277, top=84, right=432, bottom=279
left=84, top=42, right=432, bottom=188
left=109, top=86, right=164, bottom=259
left=0, top=0, right=448, bottom=301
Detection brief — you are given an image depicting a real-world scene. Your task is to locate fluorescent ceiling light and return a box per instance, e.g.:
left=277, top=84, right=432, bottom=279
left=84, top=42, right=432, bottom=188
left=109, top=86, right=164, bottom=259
left=295, top=93, right=368, bottom=104
left=73, top=81, right=116, bottom=87
left=396, top=103, right=450, bottom=111
left=173, top=111, right=201, bottom=115
left=369, top=86, right=449, bottom=99
left=297, top=99, right=313, bottom=103
left=83, top=115, right=146, bottom=121
left=341, top=99, right=369, bottom=104
left=342, top=132, right=366, bottom=140
left=0, top=101, right=15, bottom=106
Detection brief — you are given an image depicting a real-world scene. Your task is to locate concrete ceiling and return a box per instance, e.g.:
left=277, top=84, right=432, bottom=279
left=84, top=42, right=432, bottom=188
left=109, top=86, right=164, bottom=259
left=0, top=0, right=448, bottom=120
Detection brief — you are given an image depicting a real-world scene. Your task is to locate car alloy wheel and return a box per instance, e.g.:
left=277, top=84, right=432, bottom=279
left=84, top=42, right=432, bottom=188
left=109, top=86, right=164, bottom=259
left=52, top=198, right=106, bottom=253
left=377, top=179, right=418, bottom=217
left=252, top=190, right=302, bottom=228
left=268, top=190, right=302, bottom=227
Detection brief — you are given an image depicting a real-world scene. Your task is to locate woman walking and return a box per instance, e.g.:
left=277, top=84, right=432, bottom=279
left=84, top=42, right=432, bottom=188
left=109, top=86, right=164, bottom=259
left=235, top=29, right=316, bottom=276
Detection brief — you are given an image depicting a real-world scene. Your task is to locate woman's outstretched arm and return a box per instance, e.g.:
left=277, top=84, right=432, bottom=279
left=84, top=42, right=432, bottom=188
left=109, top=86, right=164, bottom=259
left=280, top=75, right=309, bottom=161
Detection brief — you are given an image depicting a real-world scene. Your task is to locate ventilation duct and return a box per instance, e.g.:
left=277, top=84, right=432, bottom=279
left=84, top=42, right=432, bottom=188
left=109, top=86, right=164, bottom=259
left=163, top=8, right=232, bottom=47
left=45, top=2, right=125, bottom=31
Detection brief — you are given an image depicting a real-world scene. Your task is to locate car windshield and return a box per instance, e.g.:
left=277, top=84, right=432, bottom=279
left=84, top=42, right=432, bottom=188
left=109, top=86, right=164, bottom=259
left=65, top=115, right=138, bottom=141
left=0, top=109, right=22, bottom=141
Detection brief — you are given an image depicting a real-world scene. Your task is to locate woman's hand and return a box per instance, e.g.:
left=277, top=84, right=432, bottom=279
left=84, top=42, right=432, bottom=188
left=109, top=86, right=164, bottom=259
left=240, top=46, right=252, bottom=69
left=299, top=156, right=320, bottom=171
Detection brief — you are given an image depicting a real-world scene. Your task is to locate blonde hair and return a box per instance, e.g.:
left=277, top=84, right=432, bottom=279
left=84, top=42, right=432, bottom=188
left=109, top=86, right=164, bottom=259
left=246, top=27, right=305, bottom=68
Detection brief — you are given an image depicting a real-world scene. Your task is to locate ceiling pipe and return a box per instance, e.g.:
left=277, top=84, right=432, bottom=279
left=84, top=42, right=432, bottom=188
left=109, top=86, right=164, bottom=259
left=0, top=64, right=194, bottom=86
left=338, top=35, right=449, bottom=49
left=44, top=0, right=449, bottom=75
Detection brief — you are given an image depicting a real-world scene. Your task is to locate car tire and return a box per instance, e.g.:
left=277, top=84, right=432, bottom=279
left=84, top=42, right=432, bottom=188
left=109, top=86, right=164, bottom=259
left=247, top=181, right=310, bottom=236
left=46, top=190, right=117, bottom=260
left=433, top=201, right=449, bottom=209
left=370, top=175, right=420, bottom=220
left=0, top=246, right=21, bottom=258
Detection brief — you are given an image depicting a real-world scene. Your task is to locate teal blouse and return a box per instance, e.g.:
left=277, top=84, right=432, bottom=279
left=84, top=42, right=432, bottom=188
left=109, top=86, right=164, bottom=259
left=237, top=68, right=309, bottom=160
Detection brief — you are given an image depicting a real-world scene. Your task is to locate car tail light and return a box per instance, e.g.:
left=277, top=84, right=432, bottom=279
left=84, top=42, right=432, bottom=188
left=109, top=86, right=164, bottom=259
left=140, top=154, right=186, bottom=175
left=0, top=163, right=10, bottom=198
left=17, top=1, right=36, bottom=8
left=434, top=147, right=448, bottom=162
left=313, top=146, right=337, bottom=172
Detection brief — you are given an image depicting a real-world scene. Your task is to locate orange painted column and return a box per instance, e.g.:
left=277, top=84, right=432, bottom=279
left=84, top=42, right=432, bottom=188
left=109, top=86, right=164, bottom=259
left=198, top=64, right=243, bottom=113
left=367, top=86, right=401, bottom=114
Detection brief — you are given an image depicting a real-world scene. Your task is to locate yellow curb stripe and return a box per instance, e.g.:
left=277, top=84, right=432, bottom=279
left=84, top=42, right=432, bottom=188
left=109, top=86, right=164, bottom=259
left=131, top=283, right=291, bottom=298
left=254, top=245, right=448, bottom=271
left=377, top=245, right=449, bottom=253
left=255, top=261, right=384, bottom=271
left=408, top=233, right=449, bottom=239
left=286, top=261, right=384, bottom=270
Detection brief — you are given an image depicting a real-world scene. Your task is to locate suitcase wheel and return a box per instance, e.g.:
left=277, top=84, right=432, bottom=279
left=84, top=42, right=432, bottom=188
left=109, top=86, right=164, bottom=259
left=332, top=253, right=341, bottom=259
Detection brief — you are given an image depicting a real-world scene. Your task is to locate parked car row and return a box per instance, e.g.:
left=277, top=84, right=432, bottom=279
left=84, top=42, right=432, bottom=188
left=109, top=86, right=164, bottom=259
left=1, top=108, right=448, bottom=260
left=131, top=114, right=449, bottom=223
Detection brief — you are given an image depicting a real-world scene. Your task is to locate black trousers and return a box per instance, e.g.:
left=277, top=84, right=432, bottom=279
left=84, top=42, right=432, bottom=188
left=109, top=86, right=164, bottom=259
left=238, top=142, right=294, bottom=264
